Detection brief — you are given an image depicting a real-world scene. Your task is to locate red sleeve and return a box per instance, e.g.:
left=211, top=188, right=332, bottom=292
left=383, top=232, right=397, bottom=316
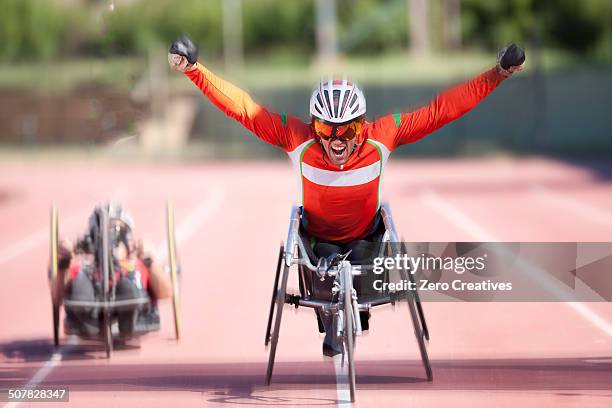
left=184, top=63, right=309, bottom=152
left=135, top=259, right=150, bottom=290
left=371, top=66, right=507, bottom=150
left=69, top=261, right=80, bottom=280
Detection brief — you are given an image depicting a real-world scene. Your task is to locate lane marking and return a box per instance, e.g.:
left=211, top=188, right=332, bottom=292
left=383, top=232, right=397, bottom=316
left=155, top=183, right=226, bottom=261
left=420, top=190, right=496, bottom=241
left=0, top=190, right=130, bottom=266
left=566, top=302, right=612, bottom=337
left=531, top=185, right=612, bottom=228
left=2, top=186, right=226, bottom=407
left=420, top=189, right=612, bottom=338
left=3, top=337, right=77, bottom=408
left=0, top=213, right=85, bottom=266
left=333, top=354, right=352, bottom=405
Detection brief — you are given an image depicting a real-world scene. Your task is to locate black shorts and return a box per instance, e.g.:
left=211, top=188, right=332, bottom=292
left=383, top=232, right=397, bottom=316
left=299, top=211, right=386, bottom=301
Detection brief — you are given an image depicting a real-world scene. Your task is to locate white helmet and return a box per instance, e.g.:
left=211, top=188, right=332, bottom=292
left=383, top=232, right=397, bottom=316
left=310, top=79, right=366, bottom=124
left=108, top=202, right=135, bottom=231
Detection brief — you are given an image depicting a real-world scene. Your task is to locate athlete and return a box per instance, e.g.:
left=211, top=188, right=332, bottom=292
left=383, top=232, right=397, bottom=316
left=52, top=204, right=172, bottom=338
left=168, top=35, right=525, bottom=355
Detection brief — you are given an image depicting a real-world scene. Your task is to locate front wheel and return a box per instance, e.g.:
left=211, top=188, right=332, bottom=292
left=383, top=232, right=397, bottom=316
left=101, top=206, right=112, bottom=359
left=52, top=304, right=60, bottom=348
left=166, top=201, right=181, bottom=341
left=343, top=268, right=356, bottom=402
left=49, top=205, right=60, bottom=347
left=103, top=311, right=112, bottom=359
left=265, top=261, right=289, bottom=386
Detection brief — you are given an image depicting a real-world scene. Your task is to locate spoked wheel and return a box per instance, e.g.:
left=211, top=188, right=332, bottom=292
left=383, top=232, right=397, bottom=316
left=265, top=244, right=284, bottom=346
left=101, top=208, right=113, bottom=359
left=49, top=205, right=60, bottom=348
left=342, top=265, right=357, bottom=402
left=265, top=253, right=289, bottom=386
left=166, top=201, right=181, bottom=341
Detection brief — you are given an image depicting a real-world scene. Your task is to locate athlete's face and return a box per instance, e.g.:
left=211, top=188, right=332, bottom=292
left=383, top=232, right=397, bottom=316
left=320, top=136, right=356, bottom=166
left=312, top=118, right=363, bottom=166
left=110, top=220, right=134, bottom=260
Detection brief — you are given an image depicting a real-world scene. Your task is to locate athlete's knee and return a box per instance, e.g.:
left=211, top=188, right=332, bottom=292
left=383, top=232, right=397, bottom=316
left=346, top=240, right=378, bottom=264
left=68, top=272, right=95, bottom=301
left=116, top=274, right=145, bottom=300
left=314, top=242, right=342, bottom=259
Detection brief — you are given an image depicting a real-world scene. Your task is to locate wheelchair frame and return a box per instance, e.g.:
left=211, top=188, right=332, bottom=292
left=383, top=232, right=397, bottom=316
left=264, top=203, right=432, bottom=402
left=49, top=202, right=181, bottom=358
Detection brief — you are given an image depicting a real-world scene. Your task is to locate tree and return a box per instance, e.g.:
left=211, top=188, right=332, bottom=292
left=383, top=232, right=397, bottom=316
left=408, top=0, right=430, bottom=55
left=442, top=0, right=461, bottom=50
left=315, top=0, right=339, bottom=62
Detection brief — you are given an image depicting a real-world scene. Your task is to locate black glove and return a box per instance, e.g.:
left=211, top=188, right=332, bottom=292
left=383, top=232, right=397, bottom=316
left=168, top=35, right=199, bottom=72
left=497, top=43, right=526, bottom=75
left=58, top=242, right=73, bottom=270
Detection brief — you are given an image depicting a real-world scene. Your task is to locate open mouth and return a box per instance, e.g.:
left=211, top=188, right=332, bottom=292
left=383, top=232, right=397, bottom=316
left=325, top=139, right=351, bottom=164
left=331, top=145, right=347, bottom=157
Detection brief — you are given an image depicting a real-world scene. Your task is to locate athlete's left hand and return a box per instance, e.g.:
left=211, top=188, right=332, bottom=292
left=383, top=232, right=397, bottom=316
left=497, top=43, right=525, bottom=76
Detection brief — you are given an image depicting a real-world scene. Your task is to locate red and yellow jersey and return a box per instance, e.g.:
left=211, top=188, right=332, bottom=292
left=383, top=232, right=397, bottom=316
left=69, top=257, right=151, bottom=289
left=185, top=64, right=506, bottom=243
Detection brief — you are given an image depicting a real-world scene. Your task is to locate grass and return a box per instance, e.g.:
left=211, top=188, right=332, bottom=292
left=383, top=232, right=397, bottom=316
left=232, top=48, right=611, bottom=89
left=0, top=48, right=604, bottom=94
left=0, top=57, right=141, bottom=93
left=235, top=50, right=495, bottom=89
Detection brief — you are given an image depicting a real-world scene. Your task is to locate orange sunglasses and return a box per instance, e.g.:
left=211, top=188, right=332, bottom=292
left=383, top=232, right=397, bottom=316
left=312, top=118, right=363, bottom=141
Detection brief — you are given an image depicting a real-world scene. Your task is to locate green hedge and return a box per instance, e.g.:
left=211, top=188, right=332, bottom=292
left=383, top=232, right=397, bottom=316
left=0, top=0, right=68, bottom=60
left=462, top=0, right=612, bottom=60
left=0, top=0, right=610, bottom=63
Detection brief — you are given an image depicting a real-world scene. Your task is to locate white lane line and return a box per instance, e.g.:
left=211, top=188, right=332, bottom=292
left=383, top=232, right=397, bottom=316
left=0, top=190, right=130, bottom=266
left=333, top=355, right=352, bottom=405
left=2, top=186, right=226, bottom=408
left=531, top=185, right=612, bottom=228
left=420, top=189, right=612, bottom=338
left=155, top=182, right=226, bottom=261
left=3, top=337, right=77, bottom=408
left=567, top=302, right=612, bottom=337
left=0, top=212, right=84, bottom=266
left=420, top=190, right=497, bottom=242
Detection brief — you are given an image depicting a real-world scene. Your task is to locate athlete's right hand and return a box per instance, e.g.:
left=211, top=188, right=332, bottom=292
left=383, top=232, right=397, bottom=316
left=168, top=35, right=199, bottom=72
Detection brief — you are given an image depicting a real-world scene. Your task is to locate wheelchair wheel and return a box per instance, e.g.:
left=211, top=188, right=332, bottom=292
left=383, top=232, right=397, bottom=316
left=343, top=266, right=357, bottom=402
left=103, top=310, right=112, bottom=359
left=101, top=207, right=112, bottom=359
left=401, top=241, right=429, bottom=341
left=265, top=244, right=284, bottom=346
left=49, top=205, right=60, bottom=348
left=265, top=256, right=289, bottom=386
left=398, top=269, right=432, bottom=381
left=166, top=201, right=181, bottom=341
left=396, top=241, right=432, bottom=381
left=407, top=293, right=432, bottom=380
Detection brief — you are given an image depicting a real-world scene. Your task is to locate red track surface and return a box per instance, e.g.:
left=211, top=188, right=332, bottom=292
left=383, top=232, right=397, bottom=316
left=1, top=157, right=611, bottom=407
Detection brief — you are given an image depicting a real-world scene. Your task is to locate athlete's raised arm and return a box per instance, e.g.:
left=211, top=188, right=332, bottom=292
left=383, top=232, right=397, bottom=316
left=373, top=44, right=525, bottom=150
left=168, top=35, right=307, bottom=151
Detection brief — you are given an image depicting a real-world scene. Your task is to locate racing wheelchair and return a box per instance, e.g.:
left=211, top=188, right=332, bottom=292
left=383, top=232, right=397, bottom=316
left=264, top=204, right=432, bottom=402
left=48, top=202, right=181, bottom=358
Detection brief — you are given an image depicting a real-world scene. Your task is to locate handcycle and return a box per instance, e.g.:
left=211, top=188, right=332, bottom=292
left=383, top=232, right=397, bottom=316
left=264, top=204, right=432, bottom=402
left=48, top=202, right=182, bottom=358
